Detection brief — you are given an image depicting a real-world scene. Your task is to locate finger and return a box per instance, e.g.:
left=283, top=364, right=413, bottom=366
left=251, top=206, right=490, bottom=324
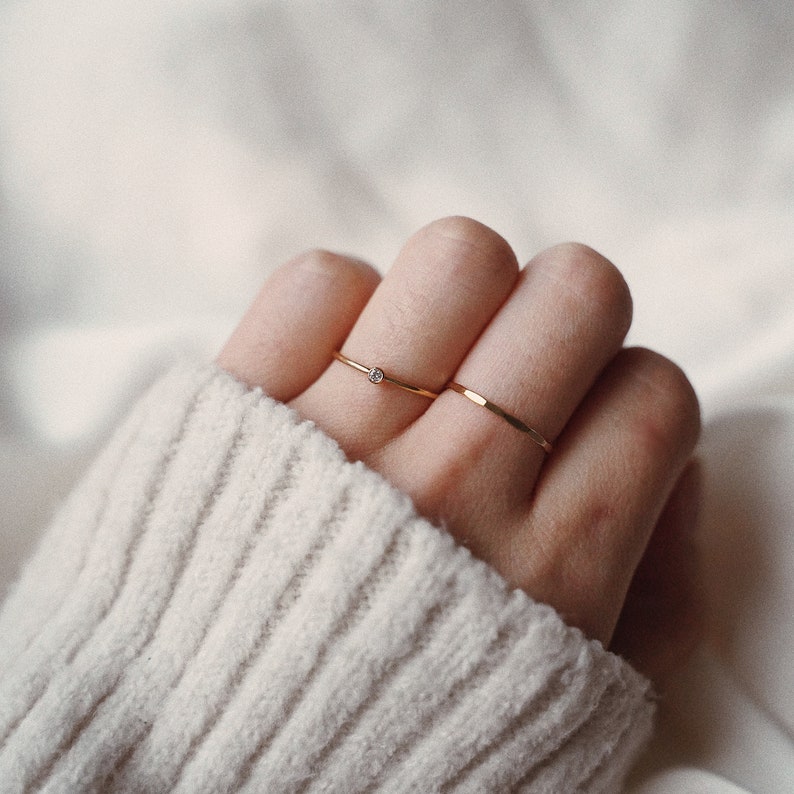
left=386, top=244, right=633, bottom=524
left=610, top=458, right=704, bottom=681
left=292, top=217, right=519, bottom=459
left=515, top=347, right=701, bottom=644
left=217, top=250, right=380, bottom=402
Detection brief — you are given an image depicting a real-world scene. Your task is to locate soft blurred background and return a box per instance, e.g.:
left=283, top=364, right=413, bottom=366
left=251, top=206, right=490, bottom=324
left=1, top=2, right=793, bottom=790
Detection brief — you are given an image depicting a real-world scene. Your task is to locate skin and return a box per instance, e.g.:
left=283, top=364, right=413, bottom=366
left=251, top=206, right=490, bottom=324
left=218, top=216, right=702, bottom=680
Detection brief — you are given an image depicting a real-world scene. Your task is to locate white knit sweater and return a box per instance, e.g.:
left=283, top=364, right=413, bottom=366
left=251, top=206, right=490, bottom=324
left=0, top=362, right=654, bottom=792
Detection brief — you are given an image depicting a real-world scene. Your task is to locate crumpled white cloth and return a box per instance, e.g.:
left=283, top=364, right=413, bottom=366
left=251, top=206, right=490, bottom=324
left=1, top=2, right=792, bottom=790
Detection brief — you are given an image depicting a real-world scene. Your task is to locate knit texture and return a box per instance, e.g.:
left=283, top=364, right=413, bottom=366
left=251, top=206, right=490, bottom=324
left=0, top=362, right=654, bottom=793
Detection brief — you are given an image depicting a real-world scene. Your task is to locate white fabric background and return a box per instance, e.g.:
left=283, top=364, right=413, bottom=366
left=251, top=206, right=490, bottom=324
left=1, top=2, right=792, bottom=790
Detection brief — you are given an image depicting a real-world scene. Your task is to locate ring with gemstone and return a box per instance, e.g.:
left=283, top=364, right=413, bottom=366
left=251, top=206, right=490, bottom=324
left=445, top=382, right=553, bottom=453
left=332, top=351, right=439, bottom=399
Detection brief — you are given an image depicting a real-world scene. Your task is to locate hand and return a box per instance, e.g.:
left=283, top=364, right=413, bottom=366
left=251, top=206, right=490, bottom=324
left=218, top=217, right=702, bottom=678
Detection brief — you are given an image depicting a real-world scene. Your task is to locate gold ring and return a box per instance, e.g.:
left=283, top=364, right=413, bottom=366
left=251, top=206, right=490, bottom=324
left=332, top=351, right=439, bottom=399
left=445, top=382, right=553, bottom=453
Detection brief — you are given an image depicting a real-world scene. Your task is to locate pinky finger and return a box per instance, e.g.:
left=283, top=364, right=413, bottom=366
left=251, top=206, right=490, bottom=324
left=610, top=459, right=704, bottom=682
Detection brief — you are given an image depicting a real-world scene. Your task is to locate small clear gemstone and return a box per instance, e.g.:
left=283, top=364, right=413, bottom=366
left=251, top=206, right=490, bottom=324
left=368, top=367, right=384, bottom=384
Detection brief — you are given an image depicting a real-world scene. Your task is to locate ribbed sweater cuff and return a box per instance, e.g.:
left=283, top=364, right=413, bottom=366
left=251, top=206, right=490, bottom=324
left=0, top=361, right=654, bottom=793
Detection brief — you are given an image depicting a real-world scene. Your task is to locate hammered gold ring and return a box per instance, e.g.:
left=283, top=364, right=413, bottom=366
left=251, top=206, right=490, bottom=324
left=445, top=382, right=553, bottom=453
left=332, top=351, right=439, bottom=399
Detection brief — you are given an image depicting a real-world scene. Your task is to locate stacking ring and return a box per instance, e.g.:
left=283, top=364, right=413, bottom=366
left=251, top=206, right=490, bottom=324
left=332, top=351, right=439, bottom=399
left=446, top=382, right=553, bottom=453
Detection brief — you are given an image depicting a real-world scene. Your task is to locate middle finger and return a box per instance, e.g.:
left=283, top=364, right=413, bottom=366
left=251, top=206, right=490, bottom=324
left=388, top=243, right=633, bottom=524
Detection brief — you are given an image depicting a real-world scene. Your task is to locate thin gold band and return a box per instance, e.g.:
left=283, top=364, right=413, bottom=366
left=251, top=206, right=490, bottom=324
left=332, top=351, right=439, bottom=399
left=446, top=382, right=553, bottom=453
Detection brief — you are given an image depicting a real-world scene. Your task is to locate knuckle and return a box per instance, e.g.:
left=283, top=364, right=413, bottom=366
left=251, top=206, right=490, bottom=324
left=542, top=243, right=633, bottom=336
left=290, top=247, right=344, bottom=274
left=625, top=348, right=701, bottom=456
left=288, top=248, right=380, bottom=287
left=417, top=216, right=518, bottom=279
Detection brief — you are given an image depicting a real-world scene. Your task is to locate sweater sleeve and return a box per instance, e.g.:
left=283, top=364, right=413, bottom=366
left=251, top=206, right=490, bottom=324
left=0, top=361, right=654, bottom=793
